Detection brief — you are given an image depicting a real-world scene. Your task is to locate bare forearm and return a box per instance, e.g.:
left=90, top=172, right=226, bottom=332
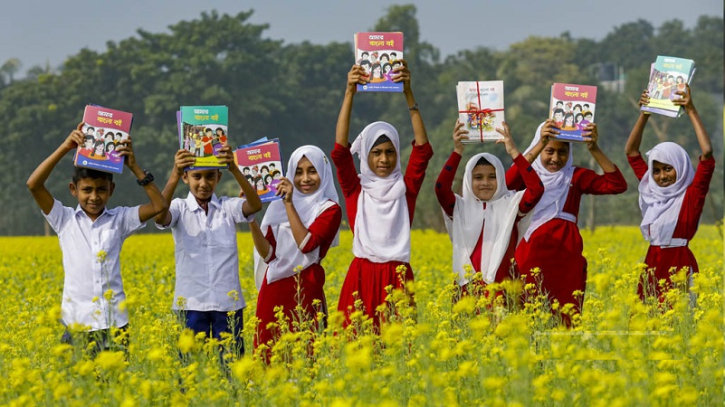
left=405, top=90, right=428, bottom=146
left=524, top=143, right=544, bottom=163
left=335, top=90, right=355, bottom=146
left=285, top=203, right=309, bottom=246
left=250, top=220, right=271, bottom=259
left=155, top=172, right=181, bottom=225
left=232, top=166, right=262, bottom=214
left=686, top=105, right=712, bottom=159
left=27, top=145, right=70, bottom=190
left=625, top=113, right=649, bottom=157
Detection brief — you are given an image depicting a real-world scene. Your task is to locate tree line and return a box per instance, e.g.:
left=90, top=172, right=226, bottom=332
left=1, top=5, right=722, bottom=235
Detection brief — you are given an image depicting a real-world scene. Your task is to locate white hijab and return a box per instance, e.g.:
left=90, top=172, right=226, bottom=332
left=350, top=121, right=411, bottom=263
left=255, top=146, right=339, bottom=288
left=638, top=142, right=695, bottom=245
left=523, top=122, right=575, bottom=241
left=443, top=153, right=529, bottom=285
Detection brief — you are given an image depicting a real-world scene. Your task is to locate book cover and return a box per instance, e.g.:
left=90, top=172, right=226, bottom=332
left=641, top=56, right=695, bottom=118
left=234, top=138, right=283, bottom=203
left=179, top=106, right=229, bottom=169
left=354, top=32, right=404, bottom=93
left=456, top=81, right=505, bottom=142
left=75, top=105, right=133, bottom=174
left=549, top=83, right=597, bottom=142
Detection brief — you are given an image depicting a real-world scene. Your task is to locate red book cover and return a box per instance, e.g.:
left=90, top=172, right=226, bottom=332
left=75, top=105, right=133, bottom=174
left=354, top=32, right=404, bottom=93
left=549, top=83, right=597, bottom=142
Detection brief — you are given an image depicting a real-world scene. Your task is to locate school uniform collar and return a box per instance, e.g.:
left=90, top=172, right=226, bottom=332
left=74, top=205, right=112, bottom=220
left=184, top=192, right=221, bottom=212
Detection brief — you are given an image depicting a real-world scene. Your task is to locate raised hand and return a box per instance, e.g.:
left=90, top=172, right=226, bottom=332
left=495, top=121, right=520, bottom=158
left=452, top=119, right=469, bottom=155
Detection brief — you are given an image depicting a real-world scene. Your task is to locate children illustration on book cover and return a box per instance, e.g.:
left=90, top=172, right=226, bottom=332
left=641, top=56, right=695, bottom=117
left=235, top=139, right=283, bottom=203
left=178, top=106, right=229, bottom=169
left=354, top=32, right=403, bottom=92
left=75, top=105, right=132, bottom=174
left=549, top=84, right=597, bottom=142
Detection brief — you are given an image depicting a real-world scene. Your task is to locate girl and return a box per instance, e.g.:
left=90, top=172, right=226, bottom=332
left=90, top=140, right=107, bottom=159
left=333, top=61, right=433, bottom=332
left=508, top=120, right=627, bottom=326
left=561, top=113, right=577, bottom=130
left=251, top=146, right=341, bottom=361
left=105, top=142, right=122, bottom=164
left=625, top=86, right=714, bottom=302
left=370, top=63, right=386, bottom=83
left=436, top=120, right=543, bottom=299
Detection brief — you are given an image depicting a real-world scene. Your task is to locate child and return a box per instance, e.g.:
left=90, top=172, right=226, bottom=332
left=507, top=120, right=627, bottom=326
left=333, top=61, right=433, bottom=331
left=436, top=120, right=543, bottom=299
left=26, top=123, right=166, bottom=355
left=625, top=86, right=714, bottom=302
left=250, top=146, right=341, bottom=362
left=154, top=146, right=262, bottom=358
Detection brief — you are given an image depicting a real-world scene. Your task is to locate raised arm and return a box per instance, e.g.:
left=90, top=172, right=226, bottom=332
left=154, top=149, right=196, bottom=226
left=335, top=65, right=368, bottom=147
left=393, top=59, right=428, bottom=146
left=218, top=146, right=262, bottom=217
left=436, top=120, right=468, bottom=216
left=274, top=177, right=309, bottom=247
left=249, top=219, right=271, bottom=260
left=27, top=124, right=84, bottom=214
left=625, top=90, right=651, bottom=157
left=523, top=120, right=557, bottom=163
left=582, top=123, right=617, bottom=173
left=116, top=138, right=167, bottom=222
left=676, top=85, right=712, bottom=160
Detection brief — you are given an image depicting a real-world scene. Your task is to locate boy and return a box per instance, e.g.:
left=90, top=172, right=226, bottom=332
left=154, top=146, right=262, bottom=358
left=26, top=123, right=166, bottom=355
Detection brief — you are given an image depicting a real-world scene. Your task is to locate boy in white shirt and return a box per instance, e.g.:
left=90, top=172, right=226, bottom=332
left=26, top=124, right=166, bottom=356
left=155, top=146, right=261, bottom=358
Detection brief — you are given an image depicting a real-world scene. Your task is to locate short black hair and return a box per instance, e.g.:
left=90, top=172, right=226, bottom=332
left=72, top=167, right=113, bottom=184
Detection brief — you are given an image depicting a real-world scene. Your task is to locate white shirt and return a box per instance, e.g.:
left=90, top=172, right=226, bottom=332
left=43, top=199, right=144, bottom=331
left=157, top=193, right=250, bottom=311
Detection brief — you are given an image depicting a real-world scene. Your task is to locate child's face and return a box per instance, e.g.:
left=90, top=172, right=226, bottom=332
left=114, top=134, right=121, bottom=141
left=584, top=114, right=593, bottom=121
left=471, top=164, right=497, bottom=201
left=565, top=116, right=574, bottom=126
left=540, top=141, right=569, bottom=173
left=294, top=157, right=320, bottom=195
left=554, top=111, right=563, bottom=122
left=652, top=160, right=677, bottom=187
left=94, top=144, right=104, bottom=155
left=367, top=140, right=397, bottom=178
left=273, top=172, right=281, bottom=180
left=182, top=169, right=221, bottom=201
left=84, top=139, right=93, bottom=149
left=70, top=178, right=114, bottom=220
left=96, top=130, right=103, bottom=138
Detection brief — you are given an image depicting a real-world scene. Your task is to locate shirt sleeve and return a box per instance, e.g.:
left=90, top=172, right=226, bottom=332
left=514, top=154, right=544, bottom=214
left=576, top=166, right=628, bottom=195
left=404, top=141, right=434, bottom=196
left=330, top=143, right=361, bottom=198
left=505, top=161, right=525, bottom=191
left=120, top=206, right=145, bottom=238
left=686, top=155, right=715, bottom=203
left=435, top=151, right=461, bottom=218
left=155, top=199, right=181, bottom=230
left=627, top=153, right=649, bottom=181
left=42, top=199, right=72, bottom=234
left=225, top=197, right=254, bottom=224
left=300, top=203, right=343, bottom=254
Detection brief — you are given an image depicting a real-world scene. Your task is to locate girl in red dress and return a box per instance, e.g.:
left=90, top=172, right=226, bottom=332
left=625, top=86, right=714, bottom=303
left=507, top=120, right=627, bottom=326
left=333, top=62, right=433, bottom=332
left=250, top=146, right=342, bottom=361
left=436, top=120, right=543, bottom=300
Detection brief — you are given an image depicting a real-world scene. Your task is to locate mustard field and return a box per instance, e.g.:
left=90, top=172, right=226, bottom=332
left=1, top=226, right=722, bottom=406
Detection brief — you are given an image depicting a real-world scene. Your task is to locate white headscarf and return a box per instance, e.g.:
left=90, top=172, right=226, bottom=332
left=443, top=153, right=529, bottom=285
left=255, top=146, right=339, bottom=288
left=638, top=142, right=695, bottom=245
left=350, top=121, right=411, bottom=263
left=523, top=122, right=576, bottom=241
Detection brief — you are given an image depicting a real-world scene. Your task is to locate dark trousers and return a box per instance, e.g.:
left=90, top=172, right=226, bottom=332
left=181, top=309, right=245, bottom=363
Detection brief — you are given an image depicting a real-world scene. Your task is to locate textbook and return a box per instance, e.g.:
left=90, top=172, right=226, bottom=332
left=549, top=83, right=597, bottom=142
left=178, top=106, right=229, bottom=169
left=641, top=55, right=696, bottom=118
left=234, top=138, right=283, bottom=203
left=74, top=105, right=132, bottom=174
left=354, top=32, right=404, bottom=93
left=456, top=81, right=505, bottom=142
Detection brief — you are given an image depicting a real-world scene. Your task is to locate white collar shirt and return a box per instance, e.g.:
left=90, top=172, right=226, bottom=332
left=157, top=192, right=250, bottom=311
left=43, top=199, right=144, bottom=331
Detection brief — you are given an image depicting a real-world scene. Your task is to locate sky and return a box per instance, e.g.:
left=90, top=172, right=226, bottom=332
left=1, top=0, right=722, bottom=74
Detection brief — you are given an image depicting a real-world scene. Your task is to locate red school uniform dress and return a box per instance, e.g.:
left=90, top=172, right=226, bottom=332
left=629, top=144, right=715, bottom=301
left=332, top=122, right=433, bottom=331
left=507, top=126, right=627, bottom=324
left=435, top=152, right=543, bottom=297
left=254, top=146, right=342, bottom=359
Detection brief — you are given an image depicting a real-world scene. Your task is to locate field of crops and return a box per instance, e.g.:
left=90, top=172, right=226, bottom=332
left=1, top=226, right=722, bottom=406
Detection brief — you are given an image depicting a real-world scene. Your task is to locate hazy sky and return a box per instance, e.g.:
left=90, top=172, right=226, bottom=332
left=2, top=0, right=722, bottom=74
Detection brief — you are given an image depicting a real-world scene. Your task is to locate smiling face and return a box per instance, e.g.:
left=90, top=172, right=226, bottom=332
left=367, top=140, right=397, bottom=178
left=70, top=177, right=114, bottom=220
left=294, top=156, right=321, bottom=195
left=471, top=164, right=497, bottom=201
left=652, top=160, right=677, bottom=187
left=182, top=169, right=221, bottom=201
left=540, top=141, right=570, bottom=173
